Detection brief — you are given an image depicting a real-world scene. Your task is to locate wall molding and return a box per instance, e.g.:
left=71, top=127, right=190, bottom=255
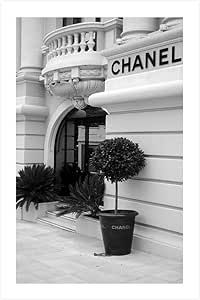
left=101, top=27, right=182, bottom=58
left=44, top=101, right=74, bottom=166
left=89, top=80, right=183, bottom=108
left=16, top=104, right=48, bottom=118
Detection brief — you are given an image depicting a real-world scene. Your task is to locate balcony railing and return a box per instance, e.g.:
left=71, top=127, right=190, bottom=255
left=42, top=19, right=122, bottom=66
left=41, top=19, right=122, bottom=108
left=46, top=30, right=97, bottom=62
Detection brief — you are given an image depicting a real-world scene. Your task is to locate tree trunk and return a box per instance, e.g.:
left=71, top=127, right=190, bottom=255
left=115, top=180, right=118, bottom=215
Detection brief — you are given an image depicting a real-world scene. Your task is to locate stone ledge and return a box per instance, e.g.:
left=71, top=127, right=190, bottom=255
left=101, top=27, right=183, bottom=58
left=16, top=201, right=59, bottom=222
left=89, top=80, right=183, bottom=108
left=16, top=104, right=49, bottom=118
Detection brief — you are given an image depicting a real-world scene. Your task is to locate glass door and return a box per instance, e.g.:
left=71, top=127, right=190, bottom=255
left=54, top=106, right=106, bottom=194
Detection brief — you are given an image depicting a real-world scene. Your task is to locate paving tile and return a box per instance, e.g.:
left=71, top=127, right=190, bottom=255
left=152, top=269, right=183, bottom=282
left=42, top=275, right=86, bottom=284
left=16, top=272, right=41, bottom=284
left=131, top=276, right=172, bottom=284
left=16, top=220, right=183, bottom=284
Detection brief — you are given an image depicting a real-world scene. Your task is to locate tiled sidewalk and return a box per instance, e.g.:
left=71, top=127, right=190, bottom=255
left=16, top=220, right=183, bottom=284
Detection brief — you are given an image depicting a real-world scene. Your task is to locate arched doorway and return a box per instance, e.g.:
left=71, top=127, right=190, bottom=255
left=54, top=105, right=107, bottom=194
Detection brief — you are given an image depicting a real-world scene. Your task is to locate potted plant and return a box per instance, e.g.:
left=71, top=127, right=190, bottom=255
left=56, top=173, right=105, bottom=238
left=16, top=164, right=60, bottom=222
left=56, top=173, right=105, bottom=218
left=90, top=137, right=145, bottom=255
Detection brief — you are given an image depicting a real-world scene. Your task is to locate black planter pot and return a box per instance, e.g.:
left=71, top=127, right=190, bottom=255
left=98, top=210, right=138, bottom=255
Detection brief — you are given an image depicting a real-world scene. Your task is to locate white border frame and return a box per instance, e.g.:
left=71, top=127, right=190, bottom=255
left=1, top=1, right=200, bottom=300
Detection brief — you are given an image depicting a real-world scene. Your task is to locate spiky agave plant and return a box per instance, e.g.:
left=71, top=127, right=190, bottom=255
left=56, top=174, right=105, bottom=218
left=16, top=164, right=60, bottom=211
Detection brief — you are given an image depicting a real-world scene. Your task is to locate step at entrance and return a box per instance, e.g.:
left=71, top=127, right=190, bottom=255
left=37, top=211, right=77, bottom=232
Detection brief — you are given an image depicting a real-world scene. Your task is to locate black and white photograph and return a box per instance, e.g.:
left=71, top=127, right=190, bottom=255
left=16, top=15, right=184, bottom=284
left=0, top=1, right=200, bottom=300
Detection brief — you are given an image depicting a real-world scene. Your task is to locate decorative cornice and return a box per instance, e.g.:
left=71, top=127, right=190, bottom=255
left=42, top=51, right=107, bottom=76
left=42, top=66, right=105, bottom=109
left=100, top=27, right=183, bottom=59
left=16, top=72, right=42, bottom=83
left=47, top=78, right=105, bottom=101
left=102, top=18, right=123, bottom=31
left=59, top=70, right=71, bottom=81
left=79, top=68, right=103, bottom=78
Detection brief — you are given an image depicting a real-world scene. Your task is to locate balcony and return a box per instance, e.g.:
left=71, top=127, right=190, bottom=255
left=41, top=19, right=122, bottom=109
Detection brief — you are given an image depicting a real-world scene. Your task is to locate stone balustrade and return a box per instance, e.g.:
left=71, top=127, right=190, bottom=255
left=41, top=19, right=122, bottom=109
left=46, top=30, right=97, bottom=62
left=42, top=19, right=122, bottom=66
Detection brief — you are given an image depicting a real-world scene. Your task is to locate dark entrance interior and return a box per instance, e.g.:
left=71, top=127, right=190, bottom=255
left=54, top=105, right=106, bottom=194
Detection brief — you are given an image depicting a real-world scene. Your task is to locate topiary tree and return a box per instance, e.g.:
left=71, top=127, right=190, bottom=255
left=90, top=137, right=146, bottom=214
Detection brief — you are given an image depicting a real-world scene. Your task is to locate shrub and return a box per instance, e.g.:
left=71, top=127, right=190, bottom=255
left=57, top=163, right=85, bottom=196
left=16, top=164, right=60, bottom=211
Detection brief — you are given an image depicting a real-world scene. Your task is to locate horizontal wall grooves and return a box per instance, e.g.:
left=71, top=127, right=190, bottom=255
left=135, top=222, right=183, bottom=236
left=104, top=102, right=183, bottom=249
left=104, top=194, right=182, bottom=233
left=105, top=193, right=183, bottom=210
left=16, top=162, right=36, bottom=165
left=110, top=106, right=183, bottom=115
left=144, top=155, right=183, bottom=159
left=16, top=120, right=45, bottom=123
left=133, top=177, right=183, bottom=185
left=106, top=132, right=183, bottom=158
left=16, top=148, right=44, bottom=151
left=16, top=134, right=45, bottom=137
left=106, top=131, right=183, bottom=135
left=106, top=109, right=182, bottom=133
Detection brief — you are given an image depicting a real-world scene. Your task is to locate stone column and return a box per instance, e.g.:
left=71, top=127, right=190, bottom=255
left=16, top=18, right=21, bottom=73
left=19, top=18, right=44, bottom=74
left=121, top=17, right=160, bottom=41
left=16, top=18, right=48, bottom=174
left=160, top=18, right=183, bottom=31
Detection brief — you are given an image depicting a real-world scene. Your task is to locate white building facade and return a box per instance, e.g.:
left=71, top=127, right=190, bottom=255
left=16, top=17, right=183, bottom=260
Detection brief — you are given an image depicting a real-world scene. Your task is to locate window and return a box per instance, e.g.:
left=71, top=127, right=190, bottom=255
left=73, top=18, right=82, bottom=24
left=62, top=18, right=82, bottom=27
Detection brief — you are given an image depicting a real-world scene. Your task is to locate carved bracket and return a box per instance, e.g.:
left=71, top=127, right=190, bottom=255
left=43, top=67, right=106, bottom=110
